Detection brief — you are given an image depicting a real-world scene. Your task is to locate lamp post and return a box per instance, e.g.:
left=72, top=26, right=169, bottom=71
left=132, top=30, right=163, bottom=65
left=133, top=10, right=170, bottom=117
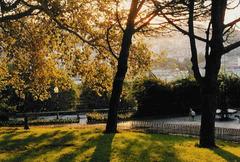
left=54, top=86, right=59, bottom=119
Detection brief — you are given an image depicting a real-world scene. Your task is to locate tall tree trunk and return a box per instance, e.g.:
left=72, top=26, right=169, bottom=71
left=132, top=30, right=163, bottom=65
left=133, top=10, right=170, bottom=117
left=199, top=76, right=219, bottom=147
left=198, top=0, right=227, bottom=148
left=199, top=53, right=222, bottom=147
left=199, top=93, right=216, bottom=147
left=105, top=0, right=138, bottom=133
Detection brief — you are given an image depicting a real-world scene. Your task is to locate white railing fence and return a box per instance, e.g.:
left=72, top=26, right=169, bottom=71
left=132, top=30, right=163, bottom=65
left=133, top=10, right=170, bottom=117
left=119, top=121, right=240, bottom=142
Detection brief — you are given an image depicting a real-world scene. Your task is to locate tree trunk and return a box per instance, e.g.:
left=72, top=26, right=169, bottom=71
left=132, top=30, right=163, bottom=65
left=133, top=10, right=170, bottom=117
left=105, top=70, right=127, bottom=133
left=24, top=115, right=29, bottom=130
left=199, top=80, right=218, bottom=147
left=199, top=53, right=221, bottom=148
left=105, top=0, right=138, bottom=133
left=106, top=31, right=132, bottom=133
left=199, top=0, right=227, bottom=148
left=105, top=28, right=134, bottom=133
left=23, top=94, right=30, bottom=130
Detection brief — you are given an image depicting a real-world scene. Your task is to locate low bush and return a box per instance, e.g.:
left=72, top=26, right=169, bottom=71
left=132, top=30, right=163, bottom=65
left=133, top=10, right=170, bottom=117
left=86, top=112, right=134, bottom=123
left=86, top=112, right=107, bottom=122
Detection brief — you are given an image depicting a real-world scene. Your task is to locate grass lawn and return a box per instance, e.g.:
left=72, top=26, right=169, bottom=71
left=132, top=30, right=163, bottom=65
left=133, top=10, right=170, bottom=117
left=0, top=126, right=239, bottom=162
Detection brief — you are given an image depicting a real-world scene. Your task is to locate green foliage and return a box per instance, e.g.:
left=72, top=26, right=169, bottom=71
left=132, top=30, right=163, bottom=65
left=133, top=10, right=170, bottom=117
left=172, top=77, right=201, bottom=113
left=0, top=82, right=79, bottom=114
left=79, top=82, right=137, bottom=110
left=0, top=86, right=18, bottom=121
left=133, top=77, right=201, bottom=116
left=45, top=83, right=80, bottom=111
left=133, top=78, right=174, bottom=116
left=0, top=20, right=73, bottom=102
left=79, top=86, right=110, bottom=109
left=0, top=1, right=155, bottom=112
left=218, top=73, right=240, bottom=110
left=121, top=82, right=138, bottom=110
left=133, top=74, right=240, bottom=117
left=0, top=102, right=16, bottom=121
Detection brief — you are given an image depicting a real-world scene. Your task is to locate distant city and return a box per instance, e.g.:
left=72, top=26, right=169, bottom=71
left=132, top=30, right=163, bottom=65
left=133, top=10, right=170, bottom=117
left=148, top=31, right=240, bottom=81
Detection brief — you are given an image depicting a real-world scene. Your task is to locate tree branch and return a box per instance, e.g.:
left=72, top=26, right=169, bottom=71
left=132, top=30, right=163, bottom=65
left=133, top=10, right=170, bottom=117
left=135, top=11, right=157, bottom=32
left=224, top=17, right=240, bottom=29
left=106, top=26, right=119, bottom=60
left=154, top=3, right=207, bottom=42
left=136, top=0, right=146, bottom=14
left=205, top=20, right=211, bottom=57
left=0, top=8, right=35, bottom=22
left=223, top=41, right=240, bottom=55
left=0, top=0, right=21, bottom=12
left=188, top=0, right=203, bottom=82
left=115, top=1, right=124, bottom=32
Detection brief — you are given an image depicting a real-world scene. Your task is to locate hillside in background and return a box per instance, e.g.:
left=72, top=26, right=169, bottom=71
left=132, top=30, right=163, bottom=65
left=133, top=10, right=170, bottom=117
left=147, top=30, right=240, bottom=79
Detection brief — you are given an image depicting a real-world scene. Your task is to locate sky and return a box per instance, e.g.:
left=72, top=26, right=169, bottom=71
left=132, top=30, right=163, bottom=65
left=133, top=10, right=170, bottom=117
left=225, top=1, right=240, bottom=24
left=122, top=0, right=240, bottom=24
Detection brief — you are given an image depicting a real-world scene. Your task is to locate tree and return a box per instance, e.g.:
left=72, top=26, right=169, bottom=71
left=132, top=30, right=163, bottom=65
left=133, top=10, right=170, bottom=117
left=154, top=0, right=240, bottom=147
left=0, top=14, right=75, bottom=129
left=40, top=0, right=158, bottom=132
left=105, top=0, right=160, bottom=133
left=0, top=57, right=9, bottom=91
left=1, top=0, right=165, bottom=132
left=0, top=0, right=65, bottom=22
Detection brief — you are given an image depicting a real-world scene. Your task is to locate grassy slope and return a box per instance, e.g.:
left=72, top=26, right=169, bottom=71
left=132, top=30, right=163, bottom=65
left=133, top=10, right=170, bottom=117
left=0, top=126, right=239, bottom=162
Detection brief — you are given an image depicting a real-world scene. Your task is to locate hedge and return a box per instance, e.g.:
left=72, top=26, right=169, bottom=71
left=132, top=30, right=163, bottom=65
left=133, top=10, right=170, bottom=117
left=133, top=74, right=240, bottom=117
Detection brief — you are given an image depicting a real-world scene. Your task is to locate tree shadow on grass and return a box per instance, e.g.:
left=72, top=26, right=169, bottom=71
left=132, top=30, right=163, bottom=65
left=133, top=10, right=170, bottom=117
left=145, top=134, right=188, bottom=162
left=57, top=133, right=115, bottom=162
left=89, top=133, right=115, bottom=162
left=2, top=130, right=75, bottom=162
left=0, top=130, right=24, bottom=141
left=213, top=147, right=240, bottom=162
left=116, top=133, right=185, bottom=162
left=0, top=130, right=61, bottom=152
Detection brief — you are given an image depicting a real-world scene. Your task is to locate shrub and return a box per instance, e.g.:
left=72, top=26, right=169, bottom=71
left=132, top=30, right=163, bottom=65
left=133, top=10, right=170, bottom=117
left=79, top=87, right=110, bottom=109
left=79, top=83, right=137, bottom=110
left=0, top=100, right=17, bottom=121
left=45, top=84, right=80, bottom=111
left=86, top=112, right=107, bottom=122
left=133, top=77, right=202, bottom=117
left=133, top=74, right=240, bottom=117
left=172, top=77, right=201, bottom=113
left=218, top=73, right=240, bottom=110
left=133, top=79, right=175, bottom=116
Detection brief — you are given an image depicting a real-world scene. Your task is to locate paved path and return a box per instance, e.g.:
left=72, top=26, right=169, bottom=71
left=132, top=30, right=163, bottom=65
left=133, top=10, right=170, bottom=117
left=150, top=112, right=240, bottom=129
left=11, top=112, right=240, bottom=129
